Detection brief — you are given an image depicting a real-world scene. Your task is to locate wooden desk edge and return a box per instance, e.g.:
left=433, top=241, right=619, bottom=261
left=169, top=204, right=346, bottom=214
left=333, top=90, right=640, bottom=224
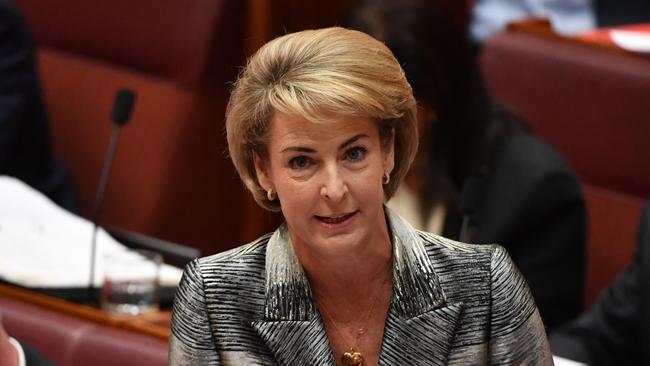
left=0, top=283, right=170, bottom=341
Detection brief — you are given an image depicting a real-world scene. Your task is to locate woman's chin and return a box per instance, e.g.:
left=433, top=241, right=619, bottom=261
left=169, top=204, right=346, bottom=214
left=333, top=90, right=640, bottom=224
left=320, top=231, right=379, bottom=257
left=288, top=210, right=388, bottom=258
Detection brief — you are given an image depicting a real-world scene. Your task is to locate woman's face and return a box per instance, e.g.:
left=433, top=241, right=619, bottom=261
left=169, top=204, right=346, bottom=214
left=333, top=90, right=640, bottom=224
left=254, top=111, right=394, bottom=257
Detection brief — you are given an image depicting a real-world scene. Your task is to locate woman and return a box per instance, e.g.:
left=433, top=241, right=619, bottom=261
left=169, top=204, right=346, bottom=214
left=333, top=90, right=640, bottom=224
left=344, top=0, right=586, bottom=329
left=169, top=27, right=552, bottom=365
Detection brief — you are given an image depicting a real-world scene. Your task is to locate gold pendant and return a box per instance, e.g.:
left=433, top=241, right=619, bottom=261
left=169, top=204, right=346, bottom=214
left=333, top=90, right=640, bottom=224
left=342, top=349, right=363, bottom=366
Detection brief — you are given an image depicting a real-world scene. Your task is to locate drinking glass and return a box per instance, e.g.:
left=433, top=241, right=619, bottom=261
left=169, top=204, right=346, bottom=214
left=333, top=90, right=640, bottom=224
left=101, top=249, right=162, bottom=316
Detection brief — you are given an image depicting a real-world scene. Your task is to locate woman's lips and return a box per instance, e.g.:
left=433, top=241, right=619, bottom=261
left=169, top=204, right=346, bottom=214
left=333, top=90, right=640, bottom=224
left=314, top=211, right=358, bottom=227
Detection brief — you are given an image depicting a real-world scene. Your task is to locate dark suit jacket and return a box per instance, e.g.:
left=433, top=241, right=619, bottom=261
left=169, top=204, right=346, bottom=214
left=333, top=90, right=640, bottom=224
left=595, top=0, right=650, bottom=27
left=445, top=129, right=586, bottom=330
left=550, top=202, right=650, bottom=365
left=170, top=208, right=552, bottom=365
left=0, top=0, right=75, bottom=212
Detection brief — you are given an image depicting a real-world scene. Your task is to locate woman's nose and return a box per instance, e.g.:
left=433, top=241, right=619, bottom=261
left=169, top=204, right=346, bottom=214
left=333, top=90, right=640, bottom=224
left=319, top=166, right=348, bottom=201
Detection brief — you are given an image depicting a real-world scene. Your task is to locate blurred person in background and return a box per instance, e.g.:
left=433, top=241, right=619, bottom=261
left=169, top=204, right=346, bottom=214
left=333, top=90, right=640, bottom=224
left=550, top=202, right=650, bottom=365
left=471, top=0, right=650, bottom=44
left=344, top=0, right=586, bottom=330
left=0, top=315, right=54, bottom=366
left=0, top=320, right=21, bottom=366
left=0, top=0, right=76, bottom=212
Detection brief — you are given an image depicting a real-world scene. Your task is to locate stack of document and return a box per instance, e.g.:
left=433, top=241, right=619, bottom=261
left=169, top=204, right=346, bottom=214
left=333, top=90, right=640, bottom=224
left=0, top=176, right=182, bottom=288
left=610, top=29, right=650, bottom=53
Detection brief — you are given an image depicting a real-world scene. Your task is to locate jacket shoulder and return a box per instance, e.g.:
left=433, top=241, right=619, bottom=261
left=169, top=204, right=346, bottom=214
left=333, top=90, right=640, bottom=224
left=417, top=229, right=497, bottom=255
left=499, top=133, right=571, bottom=175
left=197, top=233, right=271, bottom=267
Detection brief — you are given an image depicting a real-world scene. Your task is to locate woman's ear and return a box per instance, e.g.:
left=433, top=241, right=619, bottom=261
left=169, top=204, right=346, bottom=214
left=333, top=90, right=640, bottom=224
left=253, top=151, right=273, bottom=191
left=384, top=128, right=396, bottom=175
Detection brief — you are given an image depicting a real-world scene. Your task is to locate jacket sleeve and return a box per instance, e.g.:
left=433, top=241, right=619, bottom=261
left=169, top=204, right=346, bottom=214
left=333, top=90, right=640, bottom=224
left=488, top=245, right=553, bottom=365
left=549, top=203, right=649, bottom=365
left=169, top=259, right=221, bottom=365
left=0, top=2, right=30, bottom=169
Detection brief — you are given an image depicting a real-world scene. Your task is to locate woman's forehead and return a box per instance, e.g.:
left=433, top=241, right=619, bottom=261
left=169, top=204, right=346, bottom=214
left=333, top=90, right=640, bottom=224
left=266, top=111, right=379, bottom=151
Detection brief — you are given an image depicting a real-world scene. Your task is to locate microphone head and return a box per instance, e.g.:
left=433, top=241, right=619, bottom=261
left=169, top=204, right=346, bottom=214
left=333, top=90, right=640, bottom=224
left=111, top=88, right=136, bottom=126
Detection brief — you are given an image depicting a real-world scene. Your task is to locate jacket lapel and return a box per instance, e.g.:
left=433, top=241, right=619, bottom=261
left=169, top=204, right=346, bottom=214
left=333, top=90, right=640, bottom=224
left=251, top=224, right=335, bottom=366
left=379, top=209, right=464, bottom=365
left=252, top=317, right=334, bottom=365
left=379, top=302, right=463, bottom=365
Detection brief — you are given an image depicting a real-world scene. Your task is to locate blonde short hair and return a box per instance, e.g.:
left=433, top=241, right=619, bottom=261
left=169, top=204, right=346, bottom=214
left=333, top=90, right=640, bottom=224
left=226, top=27, right=418, bottom=211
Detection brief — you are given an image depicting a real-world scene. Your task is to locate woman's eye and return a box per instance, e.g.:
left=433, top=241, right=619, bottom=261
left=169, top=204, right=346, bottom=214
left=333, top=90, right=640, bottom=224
left=345, top=146, right=367, bottom=162
left=289, top=156, right=311, bottom=170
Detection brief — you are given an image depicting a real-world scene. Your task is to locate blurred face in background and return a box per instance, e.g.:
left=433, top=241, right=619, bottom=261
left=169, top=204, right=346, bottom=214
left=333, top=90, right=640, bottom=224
left=254, top=111, right=394, bottom=258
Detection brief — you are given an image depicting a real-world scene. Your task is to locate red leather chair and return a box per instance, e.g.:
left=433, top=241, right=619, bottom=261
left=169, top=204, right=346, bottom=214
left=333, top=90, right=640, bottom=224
left=0, top=294, right=167, bottom=366
left=15, top=0, right=247, bottom=256
left=480, top=25, right=649, bottom=306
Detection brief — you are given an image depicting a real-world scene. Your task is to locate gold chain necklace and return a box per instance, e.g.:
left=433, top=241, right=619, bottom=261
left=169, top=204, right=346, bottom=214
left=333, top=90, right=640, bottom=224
left=318, top=272, right=391, bottom=366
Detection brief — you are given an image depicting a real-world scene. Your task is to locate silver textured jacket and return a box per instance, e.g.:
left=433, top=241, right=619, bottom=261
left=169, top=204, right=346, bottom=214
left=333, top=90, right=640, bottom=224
left=169, top=209, right=553, bottom=365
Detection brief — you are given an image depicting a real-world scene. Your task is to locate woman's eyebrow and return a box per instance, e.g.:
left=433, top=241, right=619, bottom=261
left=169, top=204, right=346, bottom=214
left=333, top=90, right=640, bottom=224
left=280, top=146, right=316, bottom=154
left=340, top=134, right=369, bottom=149
left=279, top=134, right=369, bottom=154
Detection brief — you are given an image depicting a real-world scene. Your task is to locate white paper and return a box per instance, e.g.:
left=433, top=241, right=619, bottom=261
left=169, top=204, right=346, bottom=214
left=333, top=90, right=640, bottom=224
left=0, top=176, right=182, bottom=288
left=610, top=29, right=650, bottom=53
left=553, top=355, right=587, bottom=366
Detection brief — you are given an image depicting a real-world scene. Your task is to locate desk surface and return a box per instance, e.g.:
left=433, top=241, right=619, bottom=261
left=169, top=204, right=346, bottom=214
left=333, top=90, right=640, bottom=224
left=0, top=283, right=171, bottom=340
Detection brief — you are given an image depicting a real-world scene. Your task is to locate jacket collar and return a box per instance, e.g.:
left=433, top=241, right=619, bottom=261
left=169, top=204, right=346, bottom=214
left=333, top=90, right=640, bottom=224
left=252, top=207, right=462, bottom=365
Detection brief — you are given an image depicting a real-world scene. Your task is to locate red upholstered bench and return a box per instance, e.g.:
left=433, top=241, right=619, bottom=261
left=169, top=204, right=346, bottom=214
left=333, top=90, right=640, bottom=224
left=0, top=285, right=168, bottom=366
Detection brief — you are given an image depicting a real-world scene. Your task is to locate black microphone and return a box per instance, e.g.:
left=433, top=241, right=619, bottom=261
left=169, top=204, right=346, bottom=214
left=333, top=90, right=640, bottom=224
left=111, top=89, right=136, bottom=126
left=88, top=88, right=136, bottom=303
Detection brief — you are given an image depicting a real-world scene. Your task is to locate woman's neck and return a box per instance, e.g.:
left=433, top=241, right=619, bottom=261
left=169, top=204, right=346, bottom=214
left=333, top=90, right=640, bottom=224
left=308, top=249, right=392, bottom=298
left=293, top=228, right=393, bottom=316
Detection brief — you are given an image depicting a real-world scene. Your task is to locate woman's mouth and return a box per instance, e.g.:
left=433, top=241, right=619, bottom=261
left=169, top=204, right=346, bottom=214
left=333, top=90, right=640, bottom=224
left=314, top=211, right=358, bottom=226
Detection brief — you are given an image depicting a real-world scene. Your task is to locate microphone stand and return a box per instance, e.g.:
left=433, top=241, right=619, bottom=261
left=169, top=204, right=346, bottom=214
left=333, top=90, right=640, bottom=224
left=87, top=89, right=136, bottom=305
left=88, top=124, right=122, bottom=304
